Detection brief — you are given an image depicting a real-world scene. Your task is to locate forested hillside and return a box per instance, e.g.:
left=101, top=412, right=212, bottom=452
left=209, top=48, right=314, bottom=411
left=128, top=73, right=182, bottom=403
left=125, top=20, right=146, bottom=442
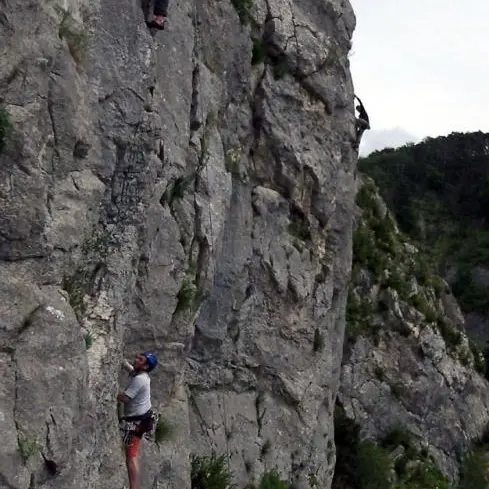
left=358, top=132, right=489, bottom=327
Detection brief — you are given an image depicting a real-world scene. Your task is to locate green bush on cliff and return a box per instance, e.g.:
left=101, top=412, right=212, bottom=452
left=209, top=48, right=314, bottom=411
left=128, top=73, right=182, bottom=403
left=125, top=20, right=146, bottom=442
left=355, top=441, right=392, bottom=489
left=230, top=0, right=253, bottom=24
left=397, top=464, right=452, bottom=489
left=18, top=433, right=40, bottom=463
left=0, top=107, right=13, bottom=153
left=381, top=427, right=416, bottom=456
left=352, top=225, right=389, bottom=277
left=354, top=183, right=400, bottom=277
left=382, top=427, right=453, bottom=489
left=436, top=317, right=463, bottom=349
left=252, top=38, right=267, bottom=65
left=409, top=293, right=438, bottom=323
left=424, top=274, right=448, bottom=297
left=259, top=470, right=292, bottom=489
left=161, top=176, right=192, bottom=206
left=469, top=340, right=486, bottom=374
left=58, top=10, right=89, bottom=63
left=333, top=405, right=390, bottom=489
left=191, top=453, right=234, bottom=489
left=459, top=448, right=489, bottom=489
left=382, top=268, right=410, bottom=300
left=155, top=417, right=174, bottom=446
left=356, top=183, right=380, bottom=215
left=333, top=407, right=457, bottom=489
left=345, top=292, right=378, bottom=343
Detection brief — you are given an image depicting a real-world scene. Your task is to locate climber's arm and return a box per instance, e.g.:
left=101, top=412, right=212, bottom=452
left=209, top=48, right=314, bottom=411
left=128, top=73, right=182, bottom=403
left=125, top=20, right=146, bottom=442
left=117, top=392, right=131, bottom=404
left=118, top=375, right=142, bottom=404
left=117, top=392, right=132, bottom=420
left=122, top=358, right=135, bottom=373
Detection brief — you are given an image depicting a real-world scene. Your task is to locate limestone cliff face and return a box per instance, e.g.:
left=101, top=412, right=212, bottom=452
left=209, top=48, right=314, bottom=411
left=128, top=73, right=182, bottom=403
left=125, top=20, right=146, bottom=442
left=0, top=0, right=357, bottom=487
left=338, top=177, right=489, bottom=483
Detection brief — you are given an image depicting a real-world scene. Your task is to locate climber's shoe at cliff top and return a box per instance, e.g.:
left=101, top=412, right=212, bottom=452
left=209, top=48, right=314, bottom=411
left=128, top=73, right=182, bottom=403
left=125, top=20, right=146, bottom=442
left=146, top=15, right=167, bottom=30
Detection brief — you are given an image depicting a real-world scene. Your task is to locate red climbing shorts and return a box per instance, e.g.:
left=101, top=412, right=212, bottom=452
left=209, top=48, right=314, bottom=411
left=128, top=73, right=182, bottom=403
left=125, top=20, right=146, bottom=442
left=126, top=434, right=142, bottom=459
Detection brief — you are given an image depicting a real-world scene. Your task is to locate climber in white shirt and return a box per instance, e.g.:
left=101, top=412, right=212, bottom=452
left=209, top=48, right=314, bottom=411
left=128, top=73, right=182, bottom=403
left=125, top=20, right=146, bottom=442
left=117, top=352, right=158, bottom=489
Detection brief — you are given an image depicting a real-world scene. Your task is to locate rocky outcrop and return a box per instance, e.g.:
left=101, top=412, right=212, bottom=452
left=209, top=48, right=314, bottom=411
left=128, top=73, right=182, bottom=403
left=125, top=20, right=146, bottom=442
left=0, top=0, right=357, bottom=488
left=338, top=177, right=489, bottom=484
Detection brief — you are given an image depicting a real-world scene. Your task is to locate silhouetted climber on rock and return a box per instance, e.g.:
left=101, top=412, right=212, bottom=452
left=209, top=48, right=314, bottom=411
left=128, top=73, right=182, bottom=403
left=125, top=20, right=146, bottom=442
left=146, top=0, right=169, bottom=29
left=354, top=95, right=370, bottom=149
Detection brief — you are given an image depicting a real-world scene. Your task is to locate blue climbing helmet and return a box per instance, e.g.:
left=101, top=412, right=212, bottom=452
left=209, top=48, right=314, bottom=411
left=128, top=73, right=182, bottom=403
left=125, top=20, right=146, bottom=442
left=142, top=352, right=158, bottom=372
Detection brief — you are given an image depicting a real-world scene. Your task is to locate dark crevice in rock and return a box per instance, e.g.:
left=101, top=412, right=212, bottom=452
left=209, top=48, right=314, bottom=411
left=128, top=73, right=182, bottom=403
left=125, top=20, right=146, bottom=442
left=70, top=174, right=81, bottom=191
left=125, top=87, right=146, bottom=104
left=194, top=238, right=210, bottom=301
left=12, top=354, right=22, bottom=464
left=0, top=250, right=47, bottom=262
left=47, top=75, right=60, bottom=153
left=188, top=391, right=212, bottom=437
left=28, top=474, right=36, bottom=489
left=250, top=67, right=267, bottom=143
left=104, top=139, right=149, bottom=224
left=189, top=62, right=202, bottom=132
left=255, top=390, right=266, bottom=436
left=44, top=421, right=53, bottom=457
left=157, top=138, right=165, bottom=163
left=73, top=140, right=90, bottom=159
left=0, top=305, right=44, bottom=353
left=18, top=304, right=44, bottom=336
left=227, top=317, right=240, bottom=343
left=189, top=7, right=204, bottom=135
left=191, top=122, right=213, bottom=301
left=137, top=253, right=149, bottom=280
left=295, top=75, right=333, bottom=115
left=1, top=59, right=27, bottom=89
left=290, top=13, right=301, bottom=71
left=89, top=262, right=107, bottom=296
left=41, top=451, right=59, bottom=476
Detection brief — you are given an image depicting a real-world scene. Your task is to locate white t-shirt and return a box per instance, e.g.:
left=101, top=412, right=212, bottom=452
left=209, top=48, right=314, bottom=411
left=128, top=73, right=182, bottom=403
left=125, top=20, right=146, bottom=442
left=124, top=372, right=151, bottom=417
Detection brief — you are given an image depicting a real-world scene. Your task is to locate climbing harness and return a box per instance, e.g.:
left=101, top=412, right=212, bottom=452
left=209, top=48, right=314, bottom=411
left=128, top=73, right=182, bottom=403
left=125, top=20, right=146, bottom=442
left=121, top=420, right=138, bottom=446
left=143, top=410, right=160, bottom=441
left=120, top=409, right=158, bottom=445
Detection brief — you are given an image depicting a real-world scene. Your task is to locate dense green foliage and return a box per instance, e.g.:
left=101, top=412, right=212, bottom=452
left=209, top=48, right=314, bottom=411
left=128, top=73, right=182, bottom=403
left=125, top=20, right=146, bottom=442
left=358, top=132, right=489, bottom=239
left=191, top=454, right=293, bottom=489
left=347, top=181, right=450, bottom=343
left=459, top=447, right=489, bottom=489
left=259, top=470, right=293, bottom=489
left=332, top=405, right=455, bottom=489
left=359, top=131, right=489, bottom=314
left=191, top=454, right=234, bottom=489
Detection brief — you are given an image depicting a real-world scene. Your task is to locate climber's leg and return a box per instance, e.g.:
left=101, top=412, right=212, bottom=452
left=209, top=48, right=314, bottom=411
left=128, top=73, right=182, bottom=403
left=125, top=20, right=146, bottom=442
left=147, top=0, right=168, bottom=29
left=126, top=435, right=142, bottom=489
left=154, top=0, right=169, bottom=17
left=354, top=117, right=370, bottom=149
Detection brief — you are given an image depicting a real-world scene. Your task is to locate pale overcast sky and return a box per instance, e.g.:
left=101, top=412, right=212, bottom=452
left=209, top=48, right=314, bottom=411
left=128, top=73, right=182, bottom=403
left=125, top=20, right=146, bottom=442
left=349, top=0, right=489, bottom=155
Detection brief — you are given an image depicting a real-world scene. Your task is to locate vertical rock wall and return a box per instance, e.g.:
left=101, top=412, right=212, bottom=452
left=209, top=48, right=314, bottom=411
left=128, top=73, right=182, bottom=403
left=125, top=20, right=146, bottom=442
left=0, top=0, right=357, bottom=487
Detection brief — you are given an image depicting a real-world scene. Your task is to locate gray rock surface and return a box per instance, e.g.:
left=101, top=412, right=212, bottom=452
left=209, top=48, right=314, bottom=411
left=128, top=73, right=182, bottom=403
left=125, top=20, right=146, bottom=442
left=0, top=0, right=357, bottom=488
